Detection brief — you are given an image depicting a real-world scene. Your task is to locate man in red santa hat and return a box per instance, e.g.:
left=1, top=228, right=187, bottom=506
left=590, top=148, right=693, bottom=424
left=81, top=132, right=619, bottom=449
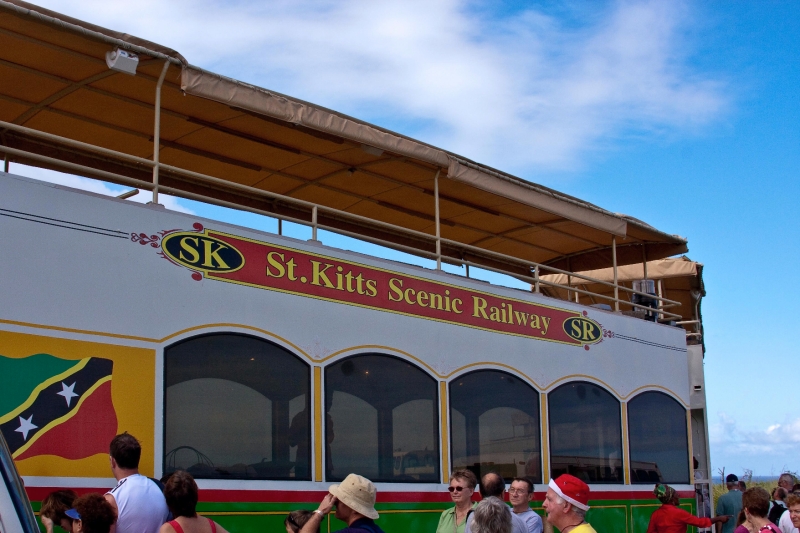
left=541, top=474, right=595, bottom=533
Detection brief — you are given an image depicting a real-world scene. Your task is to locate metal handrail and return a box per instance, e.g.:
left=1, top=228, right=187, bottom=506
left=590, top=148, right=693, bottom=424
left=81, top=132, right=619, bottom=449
left=0, top=121, right=683, bottom=320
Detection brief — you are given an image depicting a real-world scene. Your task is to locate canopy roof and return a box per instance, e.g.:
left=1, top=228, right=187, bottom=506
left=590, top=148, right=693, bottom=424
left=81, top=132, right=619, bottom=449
left=0, top=0, right=688, bottom=276
left=541, top=256, right=705, bottom=339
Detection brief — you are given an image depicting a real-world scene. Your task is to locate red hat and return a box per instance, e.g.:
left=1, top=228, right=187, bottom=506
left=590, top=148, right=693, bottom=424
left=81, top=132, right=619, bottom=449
left=549, top=474, right=590, bottom=511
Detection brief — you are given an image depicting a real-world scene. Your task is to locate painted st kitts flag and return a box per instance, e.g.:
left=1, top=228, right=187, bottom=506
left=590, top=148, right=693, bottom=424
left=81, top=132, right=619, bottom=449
left=0, top=354, right=117, bottom=460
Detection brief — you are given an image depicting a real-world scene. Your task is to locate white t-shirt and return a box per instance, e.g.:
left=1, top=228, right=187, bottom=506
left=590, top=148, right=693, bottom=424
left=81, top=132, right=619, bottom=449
left=106, top=474, right=169, bottom=533
left=514, top=509, right=543, bottom=533
left=779, top=510, right=797, bottom=533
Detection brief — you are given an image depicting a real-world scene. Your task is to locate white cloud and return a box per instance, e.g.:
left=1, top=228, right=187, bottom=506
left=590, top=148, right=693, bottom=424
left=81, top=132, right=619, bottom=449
left=28, top=0, right=727, bottom=174
left=710, top=412, right=800, bottom=474
left=14, top=165, right=195, bottom=214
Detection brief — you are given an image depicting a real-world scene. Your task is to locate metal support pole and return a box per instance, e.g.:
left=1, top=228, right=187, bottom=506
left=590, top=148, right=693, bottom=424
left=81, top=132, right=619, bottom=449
left=465, top=264, right=470, bottom=278
left=433, top=170, right=441, bottom=270
left=534, top=265, right=540, bottom=293
left=278, top=218, right=282, bottom=236
left=311, top=205, right=318, bottom=241
left=642, top=245, right=648, bottom=279
left=612, top=236, right=619, bottom=311
left=3, top=153, right=8, bottom=173
left=151, top=60, right=170, bottom=205
left=657, top=279, right=663, bottom=320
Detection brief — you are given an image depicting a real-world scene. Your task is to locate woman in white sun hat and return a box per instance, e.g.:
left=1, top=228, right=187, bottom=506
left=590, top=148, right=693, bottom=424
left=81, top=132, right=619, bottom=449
left=300, top=473, right=385, bottom=533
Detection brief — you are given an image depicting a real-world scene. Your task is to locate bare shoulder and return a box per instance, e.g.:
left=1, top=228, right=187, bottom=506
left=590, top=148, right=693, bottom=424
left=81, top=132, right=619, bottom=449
left=104, top=493, right=118, bottom=509
left=159, top=522, right=176, bottom=533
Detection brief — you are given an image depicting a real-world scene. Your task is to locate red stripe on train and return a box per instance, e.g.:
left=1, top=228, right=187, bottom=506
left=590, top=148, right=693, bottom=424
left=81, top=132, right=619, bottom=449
left=25, top=487, right=693, bottom=503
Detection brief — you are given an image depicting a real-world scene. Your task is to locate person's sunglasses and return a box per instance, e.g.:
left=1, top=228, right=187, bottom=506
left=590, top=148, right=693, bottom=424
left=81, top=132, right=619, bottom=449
left=448, top=486, right=466, bottom=492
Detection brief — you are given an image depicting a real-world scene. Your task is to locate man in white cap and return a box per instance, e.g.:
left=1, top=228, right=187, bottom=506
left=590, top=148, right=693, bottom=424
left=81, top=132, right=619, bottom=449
left=541, top=474, right=595, bottom=533
left=300, top=473, right=385, bottom=533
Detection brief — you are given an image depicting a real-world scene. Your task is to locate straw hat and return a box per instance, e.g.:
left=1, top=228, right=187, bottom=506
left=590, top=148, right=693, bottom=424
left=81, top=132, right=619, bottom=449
left=329, top=474, right=379, bottom=520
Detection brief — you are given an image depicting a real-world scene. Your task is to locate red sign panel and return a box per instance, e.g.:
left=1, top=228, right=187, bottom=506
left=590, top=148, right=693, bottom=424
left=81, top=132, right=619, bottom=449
left=153, top=226, right=601, bottom=347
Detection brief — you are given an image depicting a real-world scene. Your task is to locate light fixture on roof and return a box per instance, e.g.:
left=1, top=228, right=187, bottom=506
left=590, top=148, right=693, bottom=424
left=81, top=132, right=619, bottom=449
left=105, top=48, right=139, bottom=75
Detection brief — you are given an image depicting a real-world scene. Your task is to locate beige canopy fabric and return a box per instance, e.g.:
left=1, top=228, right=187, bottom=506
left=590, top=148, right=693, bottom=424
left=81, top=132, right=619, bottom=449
left=0, top=0, right=688, bottom=277
left=540, top=256, right=705, bottom=338
left=541, top=257, right=699, bottom=285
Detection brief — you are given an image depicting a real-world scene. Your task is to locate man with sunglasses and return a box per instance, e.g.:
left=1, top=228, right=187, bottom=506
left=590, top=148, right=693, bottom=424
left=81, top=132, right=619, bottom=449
left=509, top=478, right=542, bottom=533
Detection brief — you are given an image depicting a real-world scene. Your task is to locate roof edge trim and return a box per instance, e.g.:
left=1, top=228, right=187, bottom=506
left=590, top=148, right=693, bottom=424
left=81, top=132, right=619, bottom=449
left=447, top=158, right=627, bottom=236
left=0, top=0, right=186, bottom=64
left=181, top=66, right=451, bottom=168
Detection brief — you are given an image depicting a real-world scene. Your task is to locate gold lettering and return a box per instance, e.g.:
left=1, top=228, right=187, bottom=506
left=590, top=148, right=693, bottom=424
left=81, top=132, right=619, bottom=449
left=582, top=320, right=596, bottom=341
left=451, top=298, right=463, bottom=314
left=530, top=314, right=541, bottom=329
left=388, top=278, right=404, bottom=302
left=571, top=319, right=581, bottom=338
left=365, top=279, right=378, bottom=298
left=472, top=296, right=488, bottom=319
left=286, top=257, right=298, bottom=281
left=266, top=251, right=286, bottom=278
left=541, top=316, right=551, bottom=336
left=416, top=291, right=429, bottom=307
left=202, top=240, right=229, bottom=269
left=489, top=307, right=502, bottom=322
left=430, top=293, right=443, bottom=310
left=178, top=237, right=200, bottom=264
left=404, top=288, right=417, bottom=305
left=311, top=261, right=335, bottom=288
left=514, top=311, right=529, bottom=326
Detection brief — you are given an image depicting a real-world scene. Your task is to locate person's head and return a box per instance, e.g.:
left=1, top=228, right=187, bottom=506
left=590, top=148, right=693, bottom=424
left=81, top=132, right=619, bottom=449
left=66, top=494, right=115, bottom=533
left=779, top=474, right=795, bottom=491
left=742, top=487, right=770, bottom=519
left=739, top=481, right=747, bottom=492
left=773, top=487, right=787, bottom=501
left=109, top=433, right=141, bottom=471
left=164, top=470, right=198, bottom=518
left=470, top=497, right=511, bottom=533
left=449, top=470, right=478, bottom=507
left=328, top=474, right=378, bottom=525
left=41, top=490, right=79, bottom=532
left=508, top=478, right=534, bottom=510
left=785, top=493, right=800, bottom=529
left=284, top=510, right=316, bottom=533
left=736, top=509, right=747, bottom=527
left=542, top=475, right=590, bottom=529
left=472, top=496, right=511, bottom=533
left=654, top=484, right=678, bottom=506
left=726, top=474, right=739, bottom=490
left=479, top=472, right=505, bottom=498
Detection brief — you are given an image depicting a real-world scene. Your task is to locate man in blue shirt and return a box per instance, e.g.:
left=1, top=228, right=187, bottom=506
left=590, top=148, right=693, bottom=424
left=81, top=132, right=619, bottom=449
left=716, top=474, right=743, bottom=533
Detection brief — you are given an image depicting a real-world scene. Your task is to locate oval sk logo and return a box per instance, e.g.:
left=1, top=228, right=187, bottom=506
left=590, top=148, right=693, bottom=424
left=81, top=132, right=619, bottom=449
left=161, top=232, right=244, bottom=273
left=563, top=316, right=602, bottom=344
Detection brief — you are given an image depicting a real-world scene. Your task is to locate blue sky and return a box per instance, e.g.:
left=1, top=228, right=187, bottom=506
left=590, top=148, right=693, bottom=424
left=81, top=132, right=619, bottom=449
left=15, top=0, right=800, bottom=477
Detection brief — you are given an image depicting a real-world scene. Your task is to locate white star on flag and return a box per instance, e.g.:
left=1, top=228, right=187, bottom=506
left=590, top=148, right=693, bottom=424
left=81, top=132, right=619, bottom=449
left=57, top=382, right=79, bottom=407
left=15, top=415, right=37, bottom=441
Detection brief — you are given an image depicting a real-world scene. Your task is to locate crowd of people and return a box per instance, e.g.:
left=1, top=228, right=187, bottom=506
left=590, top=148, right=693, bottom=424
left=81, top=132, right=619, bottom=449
left=38, top=432, right=800, bottom=533
left=39, top=433, right=228, bottom=533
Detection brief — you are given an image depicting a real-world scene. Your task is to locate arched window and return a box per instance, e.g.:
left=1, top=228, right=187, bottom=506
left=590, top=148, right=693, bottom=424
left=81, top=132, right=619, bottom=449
left=164, top=333, right=310, bottom=480
left=628, top=391, right=689, bottom=484
left=548, top=381, right=622, bottom=483
left=325, top=354, right=439, bottom=482
left=450, top=370, right=541, bottom=482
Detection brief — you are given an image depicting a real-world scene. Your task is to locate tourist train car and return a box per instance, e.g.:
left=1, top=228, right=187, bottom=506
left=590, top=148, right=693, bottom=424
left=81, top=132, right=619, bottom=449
left=0, top=2, right=712, bottom=532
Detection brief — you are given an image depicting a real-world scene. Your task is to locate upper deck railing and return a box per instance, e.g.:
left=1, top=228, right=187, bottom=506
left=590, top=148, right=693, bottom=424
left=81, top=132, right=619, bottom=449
left=0, top=119, right=687, bottom=326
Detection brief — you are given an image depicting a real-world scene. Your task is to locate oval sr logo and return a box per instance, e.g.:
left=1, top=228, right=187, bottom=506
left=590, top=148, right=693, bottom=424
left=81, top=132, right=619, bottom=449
left=563, top=316, right=602, bottom=344
left=161, top=232, right=244, bottom=273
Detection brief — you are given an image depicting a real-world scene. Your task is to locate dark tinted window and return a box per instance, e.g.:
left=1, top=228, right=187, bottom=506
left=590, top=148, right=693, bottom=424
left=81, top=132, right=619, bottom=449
left=164, top=334, right=310, bottom=480
left=628, top=391, right=689, bottom=484
left=325, top=354, right=438, bottom=482
left=548, top=381, right=622, bottom=483
left=450, top=370, right=541, bottom=482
